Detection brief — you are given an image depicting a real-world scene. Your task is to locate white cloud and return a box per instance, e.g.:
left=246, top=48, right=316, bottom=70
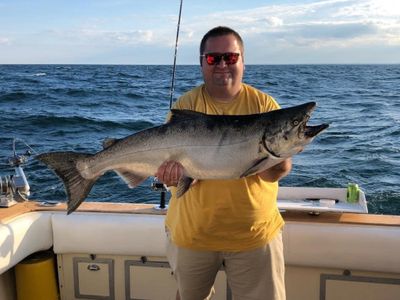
left=42, top=27, right=159, bottom=46
left=265, top=17, right=284, bottom=27
left=175, top=0, right=399, bottom=63
left=176, top=0, right=400, bottom=58
left=334, top=0, right=400, bottom=18
left=0, top=37, right=10, bottom=45
left=84, top=29, right=155, bottom=44
left=1, top=0, right=398, bottom=63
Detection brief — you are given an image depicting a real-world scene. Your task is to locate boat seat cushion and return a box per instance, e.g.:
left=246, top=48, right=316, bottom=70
left=284, top=222, right=400, bottom=274
left=0, top=212, right=53, bottom=274
left=51, top=213, right=166, bottom=256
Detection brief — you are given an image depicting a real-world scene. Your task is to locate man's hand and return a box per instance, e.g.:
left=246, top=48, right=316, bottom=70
left=155, top=161, right=185, bottom=187
left=257, top=158, right=292, bottom=182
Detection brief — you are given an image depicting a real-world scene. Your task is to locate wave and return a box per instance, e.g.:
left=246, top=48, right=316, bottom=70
left=33, top=73, right=47, bottom=77
left=66, top=89, right=90, bottom=97
left=116, top=72, right=143, bottom=79
left=125, top=92, right=145, bottom=99
left=367, top=191, right=400, bottom=215
left=49, top=87, right=137, bottom=99
left=20, top=114, right=155, bottom=131
left=0, top=91, right=39, bottom=102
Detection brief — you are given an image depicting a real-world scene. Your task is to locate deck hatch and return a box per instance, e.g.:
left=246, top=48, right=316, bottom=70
left=73, top=257, right=115, bottom=299
left=320, top=273, right=400, bottom=300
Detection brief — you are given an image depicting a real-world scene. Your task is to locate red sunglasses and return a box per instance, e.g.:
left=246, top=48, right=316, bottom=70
left=201, top=52, right=240, bottom=66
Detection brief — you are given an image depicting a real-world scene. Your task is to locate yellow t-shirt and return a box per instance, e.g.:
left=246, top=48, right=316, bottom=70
left=165, top=83, right=285, bottom=251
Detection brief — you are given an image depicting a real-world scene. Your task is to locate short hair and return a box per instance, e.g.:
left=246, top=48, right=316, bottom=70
left=199, top=26, right=244, bottom=55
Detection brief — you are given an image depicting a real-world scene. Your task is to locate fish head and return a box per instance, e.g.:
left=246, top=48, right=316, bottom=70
left=263, top=102, right=329, bottom=158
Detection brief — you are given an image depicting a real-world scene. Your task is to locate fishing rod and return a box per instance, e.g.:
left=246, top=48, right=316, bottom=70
left=168, top=0, right=183, bottom=109
left=153, top=0, right=184, bottom=209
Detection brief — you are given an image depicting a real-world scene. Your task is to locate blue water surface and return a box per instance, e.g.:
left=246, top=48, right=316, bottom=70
left=0, top=64, right=399, bottom=214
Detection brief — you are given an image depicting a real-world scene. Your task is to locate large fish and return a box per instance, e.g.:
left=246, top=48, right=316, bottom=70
left=37, top=102, right=328, bottom=214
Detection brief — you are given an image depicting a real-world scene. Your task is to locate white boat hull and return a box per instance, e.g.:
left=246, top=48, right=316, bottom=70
left=0, top=188, right=399, bottom=300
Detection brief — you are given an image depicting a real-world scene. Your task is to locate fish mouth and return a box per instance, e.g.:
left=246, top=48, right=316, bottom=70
left=304, top=124, right=329, bottom=138
left=297, top=102, right=328, bottom=138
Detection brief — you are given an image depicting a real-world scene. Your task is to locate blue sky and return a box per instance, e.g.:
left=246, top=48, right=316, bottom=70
left=0, top=0, right=399, bottom=64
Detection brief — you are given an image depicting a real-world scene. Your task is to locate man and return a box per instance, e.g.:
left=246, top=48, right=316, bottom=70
left=155, top=26, right=291, bottom=300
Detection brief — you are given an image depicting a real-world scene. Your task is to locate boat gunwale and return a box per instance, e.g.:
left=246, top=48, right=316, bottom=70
left=1, top=201, right=400, bottom=227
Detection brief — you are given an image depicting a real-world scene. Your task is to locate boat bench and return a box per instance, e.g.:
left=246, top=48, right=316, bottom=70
left=1, top=211, right=400, bottom=275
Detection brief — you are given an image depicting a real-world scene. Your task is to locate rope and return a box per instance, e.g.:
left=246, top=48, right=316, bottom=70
left=169, top=0, right=183, bottom=109
left=13, top=138, right=38, bottom=155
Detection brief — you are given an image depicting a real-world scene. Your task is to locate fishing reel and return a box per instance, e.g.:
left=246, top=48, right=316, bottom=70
left=151, top=177, right=168, bottom=210
left=0, top=145, right=32, bottom=207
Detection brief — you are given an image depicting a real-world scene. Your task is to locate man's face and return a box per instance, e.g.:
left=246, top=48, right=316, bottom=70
left=201, top=34, right=244, bottom=94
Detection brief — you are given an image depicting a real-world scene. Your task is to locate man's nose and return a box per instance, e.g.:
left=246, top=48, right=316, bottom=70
left=216, top=58, right=227, bottom=67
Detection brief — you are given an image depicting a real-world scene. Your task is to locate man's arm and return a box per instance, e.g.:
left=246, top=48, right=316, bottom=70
left=257, top=158, right=292, bottom=182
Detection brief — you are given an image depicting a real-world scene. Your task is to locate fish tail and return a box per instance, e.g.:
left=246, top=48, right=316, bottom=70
left=36, top=151, right=98, bottom=214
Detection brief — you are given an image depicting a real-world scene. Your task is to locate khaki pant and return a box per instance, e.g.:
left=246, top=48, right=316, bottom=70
left=166, top=232, right=285, bottom=300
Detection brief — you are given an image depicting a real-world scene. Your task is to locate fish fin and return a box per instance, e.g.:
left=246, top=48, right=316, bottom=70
left=102, top=137, right=120, bottom=149
left=114, top=169, right=147, bottom=188
left=240, top=156, right=281, bottom=178
left=169, top=109, right=207, bottom=122
left=176, top=176, right=194, bottom=198
left=36, top=151, right=98, bottom=214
